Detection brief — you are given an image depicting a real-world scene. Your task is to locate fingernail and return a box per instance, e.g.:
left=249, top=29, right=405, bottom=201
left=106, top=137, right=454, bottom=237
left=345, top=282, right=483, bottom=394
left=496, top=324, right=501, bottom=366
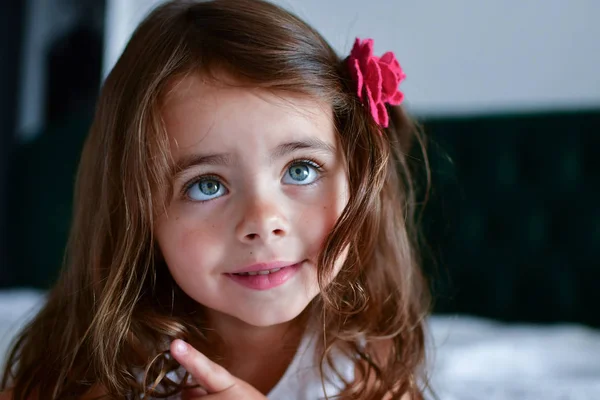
left=174, top=339, right=188, bottom=354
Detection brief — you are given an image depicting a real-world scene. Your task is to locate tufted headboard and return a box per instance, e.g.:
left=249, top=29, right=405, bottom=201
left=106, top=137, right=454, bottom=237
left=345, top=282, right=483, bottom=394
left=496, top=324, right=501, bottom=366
left=421, top=109, right=600, bottom=327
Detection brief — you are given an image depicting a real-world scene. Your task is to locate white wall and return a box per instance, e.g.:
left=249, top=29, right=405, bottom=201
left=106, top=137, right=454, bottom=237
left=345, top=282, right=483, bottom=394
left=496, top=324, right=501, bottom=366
left=104, top=0, right=600, bottom=117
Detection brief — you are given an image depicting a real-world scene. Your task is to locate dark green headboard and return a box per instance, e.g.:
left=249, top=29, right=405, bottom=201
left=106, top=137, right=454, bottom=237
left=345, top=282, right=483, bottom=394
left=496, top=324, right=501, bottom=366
left=421, top=109, right=600, bottom=327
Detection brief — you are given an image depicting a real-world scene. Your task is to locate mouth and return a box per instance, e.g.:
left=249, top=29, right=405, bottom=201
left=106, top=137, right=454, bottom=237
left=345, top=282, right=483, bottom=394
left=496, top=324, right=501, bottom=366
left=225, top=261, right=304, bottom=290
left=231, top=266, right=287, bottom=276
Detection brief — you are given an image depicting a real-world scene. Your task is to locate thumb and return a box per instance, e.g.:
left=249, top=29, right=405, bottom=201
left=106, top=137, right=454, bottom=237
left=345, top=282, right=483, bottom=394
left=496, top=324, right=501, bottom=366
left=170, top=339, right=235, bottom=393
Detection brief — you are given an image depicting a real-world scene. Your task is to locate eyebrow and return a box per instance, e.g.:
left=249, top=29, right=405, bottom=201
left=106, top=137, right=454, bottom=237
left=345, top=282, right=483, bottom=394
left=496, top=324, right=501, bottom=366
left=173, top=137, right=336, bottom=177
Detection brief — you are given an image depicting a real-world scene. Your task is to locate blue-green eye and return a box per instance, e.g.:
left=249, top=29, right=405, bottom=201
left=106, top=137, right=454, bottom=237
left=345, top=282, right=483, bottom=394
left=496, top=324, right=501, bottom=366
left=282, top=161, right=320, bottom=185
left=186, top=177, right=227, bottom=201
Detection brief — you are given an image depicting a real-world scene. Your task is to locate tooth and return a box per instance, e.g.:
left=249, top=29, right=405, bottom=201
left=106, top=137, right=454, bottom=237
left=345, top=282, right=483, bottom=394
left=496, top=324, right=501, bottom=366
left=248, top=271, right=259, bottom=276
left=258, top=270, right=270, bottom=275
left=269, top=268, right=281, bottom=273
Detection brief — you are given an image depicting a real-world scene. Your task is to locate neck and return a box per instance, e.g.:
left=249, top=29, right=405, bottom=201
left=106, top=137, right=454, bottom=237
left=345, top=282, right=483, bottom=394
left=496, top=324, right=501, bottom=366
left=202, top=309, right=309, bottom=394
left=205, top=309, right=306, bottom=363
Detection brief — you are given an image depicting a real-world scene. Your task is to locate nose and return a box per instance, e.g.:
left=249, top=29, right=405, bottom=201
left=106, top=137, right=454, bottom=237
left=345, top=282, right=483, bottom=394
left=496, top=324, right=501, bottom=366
left=235, top=193, right=290, bottom=244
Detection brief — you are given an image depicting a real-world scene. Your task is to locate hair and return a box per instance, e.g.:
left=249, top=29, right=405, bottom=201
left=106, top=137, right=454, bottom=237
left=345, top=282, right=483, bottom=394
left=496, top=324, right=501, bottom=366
left=2, top=0, right=432, bottom=398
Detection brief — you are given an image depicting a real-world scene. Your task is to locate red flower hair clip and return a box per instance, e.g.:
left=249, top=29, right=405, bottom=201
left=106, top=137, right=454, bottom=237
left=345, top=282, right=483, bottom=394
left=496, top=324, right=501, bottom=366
left=347, top=38, right=406, bottom=128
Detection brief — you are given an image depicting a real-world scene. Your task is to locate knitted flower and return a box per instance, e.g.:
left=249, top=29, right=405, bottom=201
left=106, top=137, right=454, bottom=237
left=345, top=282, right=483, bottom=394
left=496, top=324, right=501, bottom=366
left=347, top=38, right=406, bottom=128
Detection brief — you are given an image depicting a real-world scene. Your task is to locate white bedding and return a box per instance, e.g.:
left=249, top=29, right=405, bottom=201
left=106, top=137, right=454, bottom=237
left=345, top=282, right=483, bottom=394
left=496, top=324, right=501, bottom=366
left=428, top=316, right=600, bottom=399
left=1, top=289, right=599, bottom=399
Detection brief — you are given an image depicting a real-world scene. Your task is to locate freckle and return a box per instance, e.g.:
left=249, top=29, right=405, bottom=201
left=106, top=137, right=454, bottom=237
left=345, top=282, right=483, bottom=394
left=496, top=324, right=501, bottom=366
left=250, top=251, right=253, bottom=255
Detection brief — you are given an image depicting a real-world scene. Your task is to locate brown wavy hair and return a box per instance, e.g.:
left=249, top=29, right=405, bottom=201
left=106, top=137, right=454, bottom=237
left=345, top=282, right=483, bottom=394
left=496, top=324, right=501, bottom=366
left=1, top=0, right=432, bottom=398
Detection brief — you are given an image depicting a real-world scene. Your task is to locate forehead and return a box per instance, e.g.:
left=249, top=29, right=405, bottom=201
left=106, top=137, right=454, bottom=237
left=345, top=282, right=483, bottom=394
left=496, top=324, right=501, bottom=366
left=160, top=74, right=336, bottom=156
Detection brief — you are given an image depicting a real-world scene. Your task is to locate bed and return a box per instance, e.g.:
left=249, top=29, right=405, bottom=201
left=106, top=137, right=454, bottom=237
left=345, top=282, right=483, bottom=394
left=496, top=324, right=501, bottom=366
left=1, top=289, right=599, bottom=399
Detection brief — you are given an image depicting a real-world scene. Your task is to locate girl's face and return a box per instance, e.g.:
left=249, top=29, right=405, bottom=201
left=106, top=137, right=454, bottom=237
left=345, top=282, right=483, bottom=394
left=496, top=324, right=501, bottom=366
left=156, top=75, right=349, bottom=327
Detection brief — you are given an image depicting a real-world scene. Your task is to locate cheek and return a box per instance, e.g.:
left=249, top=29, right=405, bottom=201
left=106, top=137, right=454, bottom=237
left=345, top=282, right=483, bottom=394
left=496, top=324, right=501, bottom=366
left=299, top=174, right=349, bottom=259
left=156, top=212, right=226, bottom=278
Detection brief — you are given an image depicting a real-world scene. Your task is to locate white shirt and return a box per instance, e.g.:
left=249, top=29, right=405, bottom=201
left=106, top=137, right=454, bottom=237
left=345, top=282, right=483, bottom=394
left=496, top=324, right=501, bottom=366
left=154, top=328, right=356, bottom=399
left=267, top=328, right=355, bottom=399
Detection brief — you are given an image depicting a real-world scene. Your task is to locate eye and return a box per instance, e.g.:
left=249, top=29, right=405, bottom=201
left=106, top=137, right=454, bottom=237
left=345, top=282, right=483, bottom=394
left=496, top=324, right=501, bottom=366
left=282, top=160, right=321, bottom=185
left=185, top=177, right=228, bottom=202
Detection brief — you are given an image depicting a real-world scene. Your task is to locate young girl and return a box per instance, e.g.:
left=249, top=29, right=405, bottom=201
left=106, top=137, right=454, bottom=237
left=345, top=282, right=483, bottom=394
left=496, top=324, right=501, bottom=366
left=1, top=0, right=431, bottom=398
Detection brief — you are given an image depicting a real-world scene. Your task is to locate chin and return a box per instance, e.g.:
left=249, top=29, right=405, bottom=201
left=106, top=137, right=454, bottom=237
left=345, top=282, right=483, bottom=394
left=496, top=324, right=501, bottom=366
left=229, top=296, right=315, bottom=327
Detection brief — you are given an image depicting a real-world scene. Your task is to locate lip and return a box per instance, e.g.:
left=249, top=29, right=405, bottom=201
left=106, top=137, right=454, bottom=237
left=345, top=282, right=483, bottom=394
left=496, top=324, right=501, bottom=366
left=225, top=260, right=304, bottom=290
left=230, top=261, right=297, bottom=274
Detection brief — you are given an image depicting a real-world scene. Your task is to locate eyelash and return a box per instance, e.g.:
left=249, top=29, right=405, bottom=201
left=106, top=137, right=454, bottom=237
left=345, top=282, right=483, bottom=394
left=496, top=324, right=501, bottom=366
left=180, top=158, right=325, bottom=200
left=180, top=174, right=222, bottom=200
left=292, top=158, right=324, bottom=176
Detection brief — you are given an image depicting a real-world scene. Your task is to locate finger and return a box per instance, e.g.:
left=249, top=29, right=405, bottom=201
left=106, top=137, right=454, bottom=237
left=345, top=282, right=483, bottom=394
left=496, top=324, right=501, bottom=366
left=170, top=339, right=235, bottom=394
left=181, top=374, right=208, bottom=399
left=181, top=385, right=208, bottom=400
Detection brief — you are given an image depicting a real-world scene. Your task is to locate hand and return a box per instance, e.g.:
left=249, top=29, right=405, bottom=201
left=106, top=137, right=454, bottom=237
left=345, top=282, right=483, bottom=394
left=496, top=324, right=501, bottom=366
left=170, top=339, right=268, bottom=400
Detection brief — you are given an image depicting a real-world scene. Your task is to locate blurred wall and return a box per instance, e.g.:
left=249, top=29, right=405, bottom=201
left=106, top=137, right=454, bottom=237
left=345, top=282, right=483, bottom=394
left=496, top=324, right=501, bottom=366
left=104, top=0, right=600, bottom=117
left=17, top=0, right=80, bottom=141
left=4, top=0, right=105, bottom=289
left=0, top=0, right=25, bottom=285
